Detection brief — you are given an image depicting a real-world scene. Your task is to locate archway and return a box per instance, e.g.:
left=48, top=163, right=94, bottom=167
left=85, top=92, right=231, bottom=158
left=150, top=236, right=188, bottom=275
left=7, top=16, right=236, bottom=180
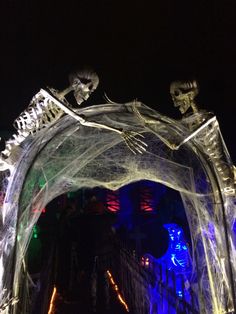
left=0, top=101, right=235, bottom=313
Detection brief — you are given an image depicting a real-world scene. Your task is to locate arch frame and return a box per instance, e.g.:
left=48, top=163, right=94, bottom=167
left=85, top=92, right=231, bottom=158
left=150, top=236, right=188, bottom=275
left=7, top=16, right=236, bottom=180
left=0, top=102, right=235, bottom=314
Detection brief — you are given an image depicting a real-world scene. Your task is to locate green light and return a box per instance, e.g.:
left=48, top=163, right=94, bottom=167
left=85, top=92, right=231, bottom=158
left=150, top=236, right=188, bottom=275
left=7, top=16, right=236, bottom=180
left=39, top=177, right=46, bottom=188
left=32, top=225, right=40, bottom=239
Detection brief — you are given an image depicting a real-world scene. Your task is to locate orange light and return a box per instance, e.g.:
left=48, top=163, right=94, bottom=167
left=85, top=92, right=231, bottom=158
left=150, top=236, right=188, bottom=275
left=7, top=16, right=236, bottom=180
left=118, top=293, right=129, bottom=312
left=106, top=270, right=129, bottom=312
left=145, top=257, right=150, bottom=267
left=48, top=286, right=57, bottom=314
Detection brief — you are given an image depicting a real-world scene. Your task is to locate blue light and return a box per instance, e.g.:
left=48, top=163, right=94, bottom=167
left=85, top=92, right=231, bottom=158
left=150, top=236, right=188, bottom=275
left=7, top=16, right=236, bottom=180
left=160, top=223, right=191, bottom=272
left=156, top=223, right=192, bottom=299
left=142, top=223, right=194, bottom=312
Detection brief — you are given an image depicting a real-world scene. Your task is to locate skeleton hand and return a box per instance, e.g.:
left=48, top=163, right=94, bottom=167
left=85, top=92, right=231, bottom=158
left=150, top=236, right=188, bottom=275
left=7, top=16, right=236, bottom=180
left=121, top=130, right=147, bottom=154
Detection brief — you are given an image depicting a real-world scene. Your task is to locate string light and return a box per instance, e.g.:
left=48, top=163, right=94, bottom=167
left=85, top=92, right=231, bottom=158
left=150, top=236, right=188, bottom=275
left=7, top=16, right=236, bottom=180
left=48, top=286, right=57, bottom=314
left=106, top=270, right=129, bottom=312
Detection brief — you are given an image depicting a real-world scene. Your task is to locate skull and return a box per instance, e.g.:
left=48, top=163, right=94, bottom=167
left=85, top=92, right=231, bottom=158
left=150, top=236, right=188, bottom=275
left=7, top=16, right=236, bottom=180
left=69, top=69, right=99, bottom=105
left=170, top=80, right=199, bottom=114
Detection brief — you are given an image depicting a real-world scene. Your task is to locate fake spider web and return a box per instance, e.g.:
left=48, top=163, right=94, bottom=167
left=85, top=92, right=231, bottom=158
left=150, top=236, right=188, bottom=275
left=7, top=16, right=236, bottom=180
left=0, top=102, right=235, bottom=314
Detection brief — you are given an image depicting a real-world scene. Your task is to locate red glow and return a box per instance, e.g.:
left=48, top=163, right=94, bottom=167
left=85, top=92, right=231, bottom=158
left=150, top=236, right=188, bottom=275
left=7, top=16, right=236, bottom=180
left=141, top=204, right=153, bottom=212
left=106, top=190, right=120, bottom=212
left=32, top=208, right=46, bottom=214
left=140, top=186, right=154, bottom=211
left=107, top=200, right=119, bottom=212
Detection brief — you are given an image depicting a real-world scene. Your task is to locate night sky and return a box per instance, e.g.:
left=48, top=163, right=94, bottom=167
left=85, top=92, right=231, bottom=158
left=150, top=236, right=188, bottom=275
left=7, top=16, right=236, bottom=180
left=0, top=1, right=235, bottom=161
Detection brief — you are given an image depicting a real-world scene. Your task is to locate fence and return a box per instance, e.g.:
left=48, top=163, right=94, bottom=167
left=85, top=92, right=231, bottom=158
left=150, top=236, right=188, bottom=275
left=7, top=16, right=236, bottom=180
left=112, top=243, right=199, bottom=314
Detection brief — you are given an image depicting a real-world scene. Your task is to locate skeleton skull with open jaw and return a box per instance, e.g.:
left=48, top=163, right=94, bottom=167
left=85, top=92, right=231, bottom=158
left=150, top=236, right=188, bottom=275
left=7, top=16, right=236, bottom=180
left=69, top=69, right=99, bottom=105
left=170, top=80, right=199, bottom=114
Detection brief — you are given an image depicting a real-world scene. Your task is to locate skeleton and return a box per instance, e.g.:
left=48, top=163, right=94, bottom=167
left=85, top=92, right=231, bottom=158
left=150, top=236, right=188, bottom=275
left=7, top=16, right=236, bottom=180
left=133, top=80, right=235, bottom=196
left=170, top=80, right=199, bottom=115
left=0, top=70, right=147, bottom=171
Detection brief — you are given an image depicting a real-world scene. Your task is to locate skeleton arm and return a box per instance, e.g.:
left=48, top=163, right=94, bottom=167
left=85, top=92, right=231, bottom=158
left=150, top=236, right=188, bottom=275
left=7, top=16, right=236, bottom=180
left=0, top=87, right=147, bottom=173
left=0, top=70, right=147, bottom=172
left=132, top=104, right=180, bottom=150
left=133, top=103, right=218, bottom=151
left=38, top=90, right=148, bottom=155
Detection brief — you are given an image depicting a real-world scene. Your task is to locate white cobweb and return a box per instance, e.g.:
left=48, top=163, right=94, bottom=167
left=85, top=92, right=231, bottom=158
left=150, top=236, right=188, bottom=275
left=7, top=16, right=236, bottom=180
left=0, top=102, right=235, bottom=314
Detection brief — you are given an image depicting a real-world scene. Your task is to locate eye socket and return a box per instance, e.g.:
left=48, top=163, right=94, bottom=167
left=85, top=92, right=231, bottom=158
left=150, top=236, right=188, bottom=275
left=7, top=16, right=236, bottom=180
left=79, top=77, right=92, bottom=85
left=88, top=83, right=94, bottom=91
left=72, top=78, right=81, bottom=86
left=174, top=91, right=180, bottom=96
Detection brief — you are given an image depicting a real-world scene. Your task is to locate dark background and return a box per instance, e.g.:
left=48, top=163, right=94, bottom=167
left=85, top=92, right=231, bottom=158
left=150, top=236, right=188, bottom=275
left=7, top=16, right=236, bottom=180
left=0, top=1, right=235, bottom=161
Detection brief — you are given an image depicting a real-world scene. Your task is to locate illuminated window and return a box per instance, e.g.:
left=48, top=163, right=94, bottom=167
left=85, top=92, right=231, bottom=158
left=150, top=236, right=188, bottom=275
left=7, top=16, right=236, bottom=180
left=106, top=189, right=120, bottom=212
left=140, top=185, right=154, bottom=212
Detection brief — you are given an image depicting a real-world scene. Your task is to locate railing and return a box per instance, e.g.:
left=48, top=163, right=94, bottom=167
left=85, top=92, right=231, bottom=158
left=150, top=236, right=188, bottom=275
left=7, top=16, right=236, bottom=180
left=150, top=261, right=199, bottom=314
left=112, top=243, right=200, bottom=314
left=20, top=238, right=199, bottom=314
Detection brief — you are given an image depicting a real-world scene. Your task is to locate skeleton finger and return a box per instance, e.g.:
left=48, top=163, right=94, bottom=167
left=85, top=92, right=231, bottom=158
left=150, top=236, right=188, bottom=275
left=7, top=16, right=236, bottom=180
left=127, top=130, right=146, bottom=140
left=123, top=132, right=147, bottom=151
left=122, top=134, right=146, bottom=154
left=126, top=136, right=147, bottom=152
left=124, top=136, right=141, bottom=154
left=124, top=139, right=137, bottom=155
left=123, top=135, right=140, bottom=153
left=123, top=130, right=147, bottom=143
left=124, top=132, right=148, bottom=149
left=131, top=135, right=148, bottom=149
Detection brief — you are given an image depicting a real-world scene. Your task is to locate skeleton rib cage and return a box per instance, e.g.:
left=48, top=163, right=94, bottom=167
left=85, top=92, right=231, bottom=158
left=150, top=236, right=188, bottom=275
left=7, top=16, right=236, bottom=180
left=14, top=92, right=65, bottom=132
left=2, top=90, right=65, bottom=157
